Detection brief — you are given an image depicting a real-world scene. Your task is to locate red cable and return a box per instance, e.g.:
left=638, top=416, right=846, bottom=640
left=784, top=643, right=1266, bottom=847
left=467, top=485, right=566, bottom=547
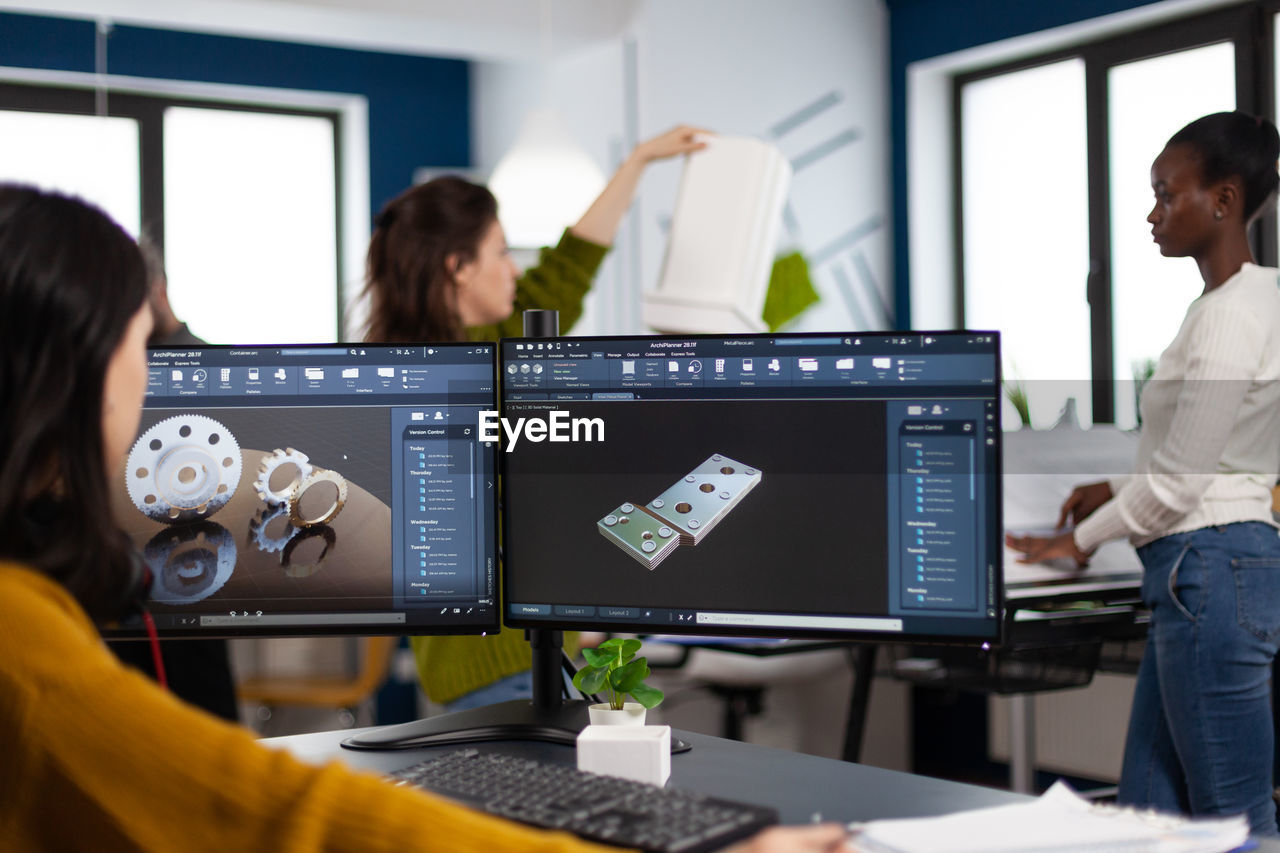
left=140, top=610, right=168, bottom=690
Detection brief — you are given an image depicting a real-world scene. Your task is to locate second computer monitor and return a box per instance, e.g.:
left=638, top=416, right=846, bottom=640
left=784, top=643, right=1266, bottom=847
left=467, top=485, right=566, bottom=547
left=107, top=343, right=498, bottom=638
left=499, top=332, right=1002, bottom=644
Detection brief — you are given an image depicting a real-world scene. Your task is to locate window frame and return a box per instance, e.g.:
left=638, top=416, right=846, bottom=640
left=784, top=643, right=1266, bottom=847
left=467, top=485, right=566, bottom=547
left=951, top=2, right=1274, bottom=423
left=0, top=80, right=346, bottom=338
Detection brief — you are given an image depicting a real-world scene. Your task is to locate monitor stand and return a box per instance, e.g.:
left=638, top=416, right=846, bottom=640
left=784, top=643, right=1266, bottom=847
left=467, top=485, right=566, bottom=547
left=345, top=313, right=688, bottom=754
left=340, top=630, right=691, bottom=753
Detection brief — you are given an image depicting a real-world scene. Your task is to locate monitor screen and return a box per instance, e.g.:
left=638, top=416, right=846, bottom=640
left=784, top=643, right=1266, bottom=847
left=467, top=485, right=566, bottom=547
left=498, top=331, right=1002, bottom=644
left=106, top=343, right=499, bottom=638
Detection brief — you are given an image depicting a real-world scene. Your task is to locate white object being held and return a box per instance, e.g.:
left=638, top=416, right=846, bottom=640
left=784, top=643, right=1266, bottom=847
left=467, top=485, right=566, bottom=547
left=645, top=135, right=791, bottom=334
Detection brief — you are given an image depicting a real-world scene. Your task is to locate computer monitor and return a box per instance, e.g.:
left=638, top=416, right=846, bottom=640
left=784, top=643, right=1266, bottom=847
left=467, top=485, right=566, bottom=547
left=105, top=343, right=499, bottom=638
left=340, top=329, right=1003, bottom=752
left=499, top=331, right=1002, bottom=644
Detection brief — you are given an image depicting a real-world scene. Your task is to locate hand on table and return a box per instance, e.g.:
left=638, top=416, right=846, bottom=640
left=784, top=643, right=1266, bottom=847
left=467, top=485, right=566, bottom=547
left=722, top=824, right=849, bottom=853
left=1005, top=479, right=1112, bottom=569
left=1004, top=530, right=1091, bottom=569
left=1055, top=480, right=1112, bottom=529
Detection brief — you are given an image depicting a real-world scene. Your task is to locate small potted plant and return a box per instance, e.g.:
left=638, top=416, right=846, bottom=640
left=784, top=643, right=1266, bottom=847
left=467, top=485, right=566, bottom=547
left=573, top=637, right=664, bottom=725
left=1004, top=376, right=1031, bottom=429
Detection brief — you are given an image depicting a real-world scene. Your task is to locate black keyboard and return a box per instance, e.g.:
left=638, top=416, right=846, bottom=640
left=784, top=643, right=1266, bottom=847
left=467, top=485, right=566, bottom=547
left=388, top=747, right=778, bottom=852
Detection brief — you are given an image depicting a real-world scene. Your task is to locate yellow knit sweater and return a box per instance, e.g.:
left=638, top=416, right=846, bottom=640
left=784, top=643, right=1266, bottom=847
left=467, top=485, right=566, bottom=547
left=0, top=562, right=617, bottom=853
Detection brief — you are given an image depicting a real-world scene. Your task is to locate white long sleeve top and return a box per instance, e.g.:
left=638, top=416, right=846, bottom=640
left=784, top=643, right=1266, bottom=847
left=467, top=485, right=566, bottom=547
left=1074, top=262, right=1280, bottom=552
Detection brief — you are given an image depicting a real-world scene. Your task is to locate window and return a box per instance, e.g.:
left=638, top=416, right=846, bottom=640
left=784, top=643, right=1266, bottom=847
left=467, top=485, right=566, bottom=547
left=1107, top=43, right=1236, bottom=426
left=164, top=107, right=338, bottom=344
left=0, top=82, right=342, bottom=344
left=954, top=4, right=1270, bottom=427
left=0, top=109, right=141, bottom=235
left=960, top=59, right=1089, bottom=428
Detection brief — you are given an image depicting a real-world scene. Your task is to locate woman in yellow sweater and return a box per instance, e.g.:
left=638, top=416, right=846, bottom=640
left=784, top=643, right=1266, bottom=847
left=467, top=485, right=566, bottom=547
left=0, top=183, right=842, bottom=853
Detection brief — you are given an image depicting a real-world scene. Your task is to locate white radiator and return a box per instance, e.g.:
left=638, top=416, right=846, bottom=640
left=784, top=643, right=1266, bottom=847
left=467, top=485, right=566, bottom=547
left=988, top=673, right=1136, bottom=782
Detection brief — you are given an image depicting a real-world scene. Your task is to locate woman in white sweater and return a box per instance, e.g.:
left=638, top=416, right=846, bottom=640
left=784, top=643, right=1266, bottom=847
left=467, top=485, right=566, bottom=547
left=1008, top=111, right=1280, bottom=835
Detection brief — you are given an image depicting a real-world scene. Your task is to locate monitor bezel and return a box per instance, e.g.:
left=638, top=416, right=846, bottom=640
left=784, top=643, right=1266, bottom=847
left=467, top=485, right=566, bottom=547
left=104, top=340, right=502, bottom=640
left=497, top=330, right=1005, bottom=648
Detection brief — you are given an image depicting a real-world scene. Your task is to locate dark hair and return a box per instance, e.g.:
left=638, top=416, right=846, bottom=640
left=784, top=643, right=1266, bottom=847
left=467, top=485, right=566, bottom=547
left=0, top=185, right=148, bottom=622
left=1167, top=111, right=1280, bottom=221
left=137, top=233, right=167, bottom=289
left=363, top=177, right=499, bottom=343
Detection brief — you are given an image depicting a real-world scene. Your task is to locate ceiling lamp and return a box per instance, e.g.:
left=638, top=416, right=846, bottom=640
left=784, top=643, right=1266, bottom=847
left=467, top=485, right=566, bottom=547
left=488, top=106, right=607, bottom=249
left=486, top=0, right=606, bottom=248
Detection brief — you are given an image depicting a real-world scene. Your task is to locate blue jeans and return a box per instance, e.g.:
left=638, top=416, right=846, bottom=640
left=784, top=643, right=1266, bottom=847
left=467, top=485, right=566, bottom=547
left=1118, top=522, right=1280, bottom=836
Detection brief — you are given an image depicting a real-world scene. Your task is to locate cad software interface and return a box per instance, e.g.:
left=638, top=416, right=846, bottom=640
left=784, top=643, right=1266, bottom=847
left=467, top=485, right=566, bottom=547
left=107, top=344, right=498, bottom=637
left=500, top=332, right=1001, bottom=642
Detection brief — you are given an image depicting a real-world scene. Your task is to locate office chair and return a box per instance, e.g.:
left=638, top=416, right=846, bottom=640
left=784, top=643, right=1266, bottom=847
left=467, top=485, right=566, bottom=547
left=237, top=636, right=396, bottom=729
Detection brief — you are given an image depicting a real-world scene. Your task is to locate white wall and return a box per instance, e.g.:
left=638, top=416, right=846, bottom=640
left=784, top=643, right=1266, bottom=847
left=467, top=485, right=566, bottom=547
left=471, top=39, right=630, bottom=334
left=471, top=0, right=891, bottom=335
left=635, top=0, right=890, bottom=333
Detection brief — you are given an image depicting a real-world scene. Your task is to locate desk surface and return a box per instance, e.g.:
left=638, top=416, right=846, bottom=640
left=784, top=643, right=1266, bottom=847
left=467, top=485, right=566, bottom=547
left=266, top=724, right=1280, bottom=850
left=268, top=726, right=1027, bottom=825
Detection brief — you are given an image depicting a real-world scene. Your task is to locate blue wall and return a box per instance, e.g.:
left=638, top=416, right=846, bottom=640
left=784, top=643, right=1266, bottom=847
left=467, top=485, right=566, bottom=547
left=886, top=0, right=1164, bottom=327
left=0, top=10, right=471, bottom=226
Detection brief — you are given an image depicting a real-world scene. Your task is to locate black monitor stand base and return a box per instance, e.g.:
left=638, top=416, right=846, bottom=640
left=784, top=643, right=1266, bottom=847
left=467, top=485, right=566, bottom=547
left=341, top=697, right=587, bottom=750
left=340, top=629, right=691, bottom=753
left=340, top=697, right=690, bottom=753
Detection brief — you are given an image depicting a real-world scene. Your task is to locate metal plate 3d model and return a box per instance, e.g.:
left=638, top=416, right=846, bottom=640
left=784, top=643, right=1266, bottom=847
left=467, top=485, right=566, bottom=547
left=645, top=454, right=762, bottom=546
left=598, top=502, right=681, bottom=570
left=599, top=454, right=762, bottom=568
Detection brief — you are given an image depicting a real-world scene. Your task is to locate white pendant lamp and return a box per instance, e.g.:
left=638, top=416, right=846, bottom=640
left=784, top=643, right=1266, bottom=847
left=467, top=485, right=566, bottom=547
left=486, top=0, right=607, bottom=249
left=488, top=106, right=607, bottom=249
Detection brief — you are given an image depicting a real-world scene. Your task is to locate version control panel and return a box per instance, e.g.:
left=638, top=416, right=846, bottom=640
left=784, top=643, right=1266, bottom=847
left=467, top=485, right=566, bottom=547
left=390, top=407, right=496, bottom=613
left=887, top=398, right=998, bottom=624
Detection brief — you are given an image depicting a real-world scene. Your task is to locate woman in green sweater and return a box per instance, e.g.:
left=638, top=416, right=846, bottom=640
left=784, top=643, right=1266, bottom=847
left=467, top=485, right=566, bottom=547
left=364, top=126, right=706, bottom=709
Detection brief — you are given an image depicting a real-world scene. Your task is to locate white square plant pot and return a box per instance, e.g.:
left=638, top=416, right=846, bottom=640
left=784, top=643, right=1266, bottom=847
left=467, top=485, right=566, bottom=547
left=577, top=723, right=671, bottom=786
left=587, top=702, right=647, bottom=726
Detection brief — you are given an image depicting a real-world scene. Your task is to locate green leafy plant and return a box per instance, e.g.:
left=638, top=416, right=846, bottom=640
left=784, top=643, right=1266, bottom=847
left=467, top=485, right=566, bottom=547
left=572, top=638, right=664, bottom=711
left=1004, top=378, right=1031, bottom=427
left=1132, top=358, right=1158, bottom=427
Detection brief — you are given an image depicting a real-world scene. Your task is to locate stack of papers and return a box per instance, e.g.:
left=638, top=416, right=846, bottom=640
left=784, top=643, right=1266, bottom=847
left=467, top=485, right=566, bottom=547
left=849, top=782, right=1248, bottom=853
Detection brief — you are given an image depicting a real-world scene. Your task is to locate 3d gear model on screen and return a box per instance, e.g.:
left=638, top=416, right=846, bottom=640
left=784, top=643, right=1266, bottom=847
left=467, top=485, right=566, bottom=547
left=125, top=415, right=242, bottom=523
left=598, top=454, right=762, bottom=570
left=124, top=417, right=357, bottom=600
left=253, top=447, right=349, bottom=534
left=143, top=521, right=237, bottom=604
left=249, top=502, right=298, bottom=553
left=287, top=468, right=349, bottom=528
left=255, top=447, right=313, bottom=505
left=280, top=525, right=337, bottom=578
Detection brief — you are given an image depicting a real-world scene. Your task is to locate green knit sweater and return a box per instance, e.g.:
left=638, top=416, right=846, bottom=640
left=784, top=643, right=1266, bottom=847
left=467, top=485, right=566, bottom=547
left=413, top=229, right=606, bottom=704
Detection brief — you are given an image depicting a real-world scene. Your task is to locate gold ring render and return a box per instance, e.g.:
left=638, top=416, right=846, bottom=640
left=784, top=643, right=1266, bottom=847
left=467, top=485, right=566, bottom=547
left=287, top=469, right=349, bottom=528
